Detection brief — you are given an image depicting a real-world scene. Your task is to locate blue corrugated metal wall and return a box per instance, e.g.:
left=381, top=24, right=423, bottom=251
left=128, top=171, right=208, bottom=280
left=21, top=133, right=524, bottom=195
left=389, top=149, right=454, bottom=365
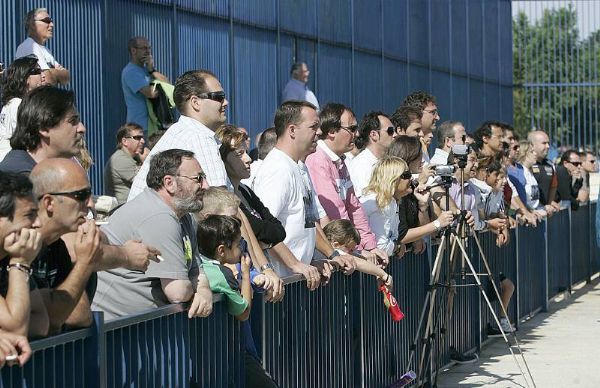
left=1, top=0, right=512, bottom=192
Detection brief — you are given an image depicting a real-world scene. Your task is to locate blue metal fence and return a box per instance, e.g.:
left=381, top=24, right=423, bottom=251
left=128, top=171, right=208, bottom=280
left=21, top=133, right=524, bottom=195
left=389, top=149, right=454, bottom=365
left=1, top=205, right=597, bottom=387
left=0, top=0, right=512, bottom=194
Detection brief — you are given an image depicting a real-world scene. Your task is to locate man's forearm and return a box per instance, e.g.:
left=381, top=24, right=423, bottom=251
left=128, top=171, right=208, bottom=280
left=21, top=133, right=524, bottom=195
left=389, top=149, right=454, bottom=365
left=0, top=270, right=31, bottom=335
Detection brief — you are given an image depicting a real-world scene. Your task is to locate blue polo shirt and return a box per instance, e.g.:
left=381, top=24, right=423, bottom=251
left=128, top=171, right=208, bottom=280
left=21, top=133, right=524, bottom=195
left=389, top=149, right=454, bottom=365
left=121, top=62, right=151, bottom=131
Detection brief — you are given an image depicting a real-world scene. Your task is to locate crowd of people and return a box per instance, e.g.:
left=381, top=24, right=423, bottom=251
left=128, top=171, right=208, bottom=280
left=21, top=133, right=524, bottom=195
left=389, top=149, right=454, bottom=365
left=0, top=6, right=597, bottom=384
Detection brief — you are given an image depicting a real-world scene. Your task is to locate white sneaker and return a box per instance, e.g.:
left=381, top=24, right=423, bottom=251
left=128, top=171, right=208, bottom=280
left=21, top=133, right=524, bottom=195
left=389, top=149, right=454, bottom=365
left=500, top=317, right=515, bottom=333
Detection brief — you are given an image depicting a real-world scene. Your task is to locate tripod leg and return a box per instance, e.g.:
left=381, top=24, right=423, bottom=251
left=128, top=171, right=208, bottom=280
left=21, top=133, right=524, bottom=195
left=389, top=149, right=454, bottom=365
left=453, top=237, right=536, bottom=388
left=471, top=232, right=537, bottom=387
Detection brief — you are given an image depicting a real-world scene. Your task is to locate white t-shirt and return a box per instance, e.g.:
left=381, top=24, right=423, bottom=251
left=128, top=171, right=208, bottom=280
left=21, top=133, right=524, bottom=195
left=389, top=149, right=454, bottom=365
left=359, top=192, right=399, bottom=256
left=523, top=167, right=541, bottom=210
left=15, top=37, right=59, bottom=70
left=253, top=148, right=317, bottom=276
left=348, top=148, right=378, bottom=199
left=0, top=98, right=21, bottom=139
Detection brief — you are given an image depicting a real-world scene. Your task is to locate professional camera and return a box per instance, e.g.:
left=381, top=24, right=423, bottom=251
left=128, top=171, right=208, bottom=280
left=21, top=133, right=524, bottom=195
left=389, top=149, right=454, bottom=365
left=450, top=143, right=470, bottom=168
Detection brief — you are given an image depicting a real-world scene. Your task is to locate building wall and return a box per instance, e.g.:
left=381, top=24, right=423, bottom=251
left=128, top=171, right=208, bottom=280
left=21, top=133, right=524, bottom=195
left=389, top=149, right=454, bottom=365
left=0, top=0, right=512, bottom=192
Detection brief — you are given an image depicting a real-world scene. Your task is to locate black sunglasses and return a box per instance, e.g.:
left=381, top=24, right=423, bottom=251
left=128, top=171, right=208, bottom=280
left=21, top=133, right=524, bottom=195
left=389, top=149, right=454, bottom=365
left=35, top=17, right=53, bottom=24
left=198, top=91, right=226, bottom=103
left=400, top=171, right=412, bottom=180
left=177, top=172, right=207, bottom=184
left=569, top=161, right=582, bottom=167
left=341, top=125, right=358, bottom=135
left=383, top=126, right=395, bottom=136
left=29, top=67, right=42, bottom=76
left=39, top=187, right=92, bottom=202
left=126, top=135, right=144, bottom=141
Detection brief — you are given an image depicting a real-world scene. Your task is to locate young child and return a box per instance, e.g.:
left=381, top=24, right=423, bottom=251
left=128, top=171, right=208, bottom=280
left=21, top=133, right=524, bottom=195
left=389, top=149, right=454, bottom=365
left=323, top=219, right=393, bottom=289
left=197, top=215, right=252, bottom=320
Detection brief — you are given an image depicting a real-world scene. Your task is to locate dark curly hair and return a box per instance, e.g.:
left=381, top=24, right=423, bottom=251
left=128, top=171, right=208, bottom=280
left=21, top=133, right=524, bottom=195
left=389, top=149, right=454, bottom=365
left=0, top=171, right=33, bottom=221
left=400, top=90, right=437, bottom=111
left=356, top=111, right=387, bottom=149
left=1, top=55, right=40, bottom=105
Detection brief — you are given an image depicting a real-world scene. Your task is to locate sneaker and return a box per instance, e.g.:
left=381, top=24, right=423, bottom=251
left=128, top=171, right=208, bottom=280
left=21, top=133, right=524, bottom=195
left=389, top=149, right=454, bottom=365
left=449, top=347, right=478, bottom=364
left=487, top=325, right=504, bottom=338
left=500, top=317, right=515, bottom=333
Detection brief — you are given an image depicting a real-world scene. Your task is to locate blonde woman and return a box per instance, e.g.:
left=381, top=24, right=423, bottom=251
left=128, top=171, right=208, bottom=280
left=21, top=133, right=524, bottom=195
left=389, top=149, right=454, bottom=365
left=517, top=140, right=546, bottom=217
left=359, top=156, right=413, bottom=256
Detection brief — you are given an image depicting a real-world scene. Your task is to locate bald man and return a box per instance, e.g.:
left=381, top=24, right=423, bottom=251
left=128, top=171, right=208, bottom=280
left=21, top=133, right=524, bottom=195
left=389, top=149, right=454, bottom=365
left=528, top=130, right=560, bottom=215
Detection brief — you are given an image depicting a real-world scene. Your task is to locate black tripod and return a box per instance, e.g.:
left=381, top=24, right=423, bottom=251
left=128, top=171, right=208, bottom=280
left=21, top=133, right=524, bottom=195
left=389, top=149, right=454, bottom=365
left=405, top=162, right=536, bottom=388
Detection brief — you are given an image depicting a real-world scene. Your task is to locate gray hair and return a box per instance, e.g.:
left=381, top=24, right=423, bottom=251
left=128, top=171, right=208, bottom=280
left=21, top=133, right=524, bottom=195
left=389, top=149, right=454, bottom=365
left=25, top=8, right=48, bottom=33
left=436, top=120, right=462, bottom=144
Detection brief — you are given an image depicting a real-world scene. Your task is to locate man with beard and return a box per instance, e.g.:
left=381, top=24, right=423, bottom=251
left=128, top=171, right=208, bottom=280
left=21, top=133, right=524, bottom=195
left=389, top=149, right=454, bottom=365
left=92, top=149, right=214, bottom=320
left=305, top=104, right=388, bottom=264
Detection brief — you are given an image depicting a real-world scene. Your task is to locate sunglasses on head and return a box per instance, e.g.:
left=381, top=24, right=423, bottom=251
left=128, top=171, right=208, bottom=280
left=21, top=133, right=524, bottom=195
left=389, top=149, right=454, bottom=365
left=35, top=17, right=53, bottom=24
left=126, top=135, right=144, bottom=141
left=39, top=187, right=92, bottom=202
left=198, top=91, right=226, bottom=103
left=29, top=67, right=42, bottom=76
left=400, top=171, right=412, bottom=180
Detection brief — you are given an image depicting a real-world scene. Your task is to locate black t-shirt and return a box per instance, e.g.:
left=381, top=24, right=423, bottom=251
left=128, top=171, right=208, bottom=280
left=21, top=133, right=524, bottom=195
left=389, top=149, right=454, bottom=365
left=398, top=194, right=420, bottom=242
left=0, top=149, right=37, bottom=176
left=531, top=159, right=556, bottom=205
left=0, top=238, right=97, bottom=299
left=555, top=164, right=583, bottom=210
left=238, top=183, right=286, bottom=246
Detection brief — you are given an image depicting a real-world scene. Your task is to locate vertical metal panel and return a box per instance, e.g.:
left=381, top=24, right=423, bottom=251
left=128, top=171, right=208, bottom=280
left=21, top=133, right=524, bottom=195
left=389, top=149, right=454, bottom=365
left=407, top=0, right=430, bottom=66
left=279, top=0, right=317, bottom=37
left=353, top=52, right=383, bottom=118
left=176, top=0, right=229, bottom=17
left=296, top=38, right=317, bottom=93
left=431, top=70, right=452, bottom=119
left=317, top=0, right=352, bottom=44
left=571, top=204, right=591, bottom=284
left=430, top=0, right=450, bottom=71
left=382, top=58, right=409, bottom=114
left=382, top=0, right=408, bottom=59
left=353, top=0, right=382, bottom=52
left=0, top=0, right=19, bottom=67
left=408, top=65, right=430, bottom=93
left=450, top=76, right=470, bottom=129
left=450, top=0, right=469, bottom=77
left=232, top=25, right=278, bottom=136
left=177, top=13, right=231, bottom=94
left=278, top=33, right=294, bottom=104
left=483, top=0, right=501, bottom=83
left=469, top=80, right=486, bottom=129
left=231, top=0, right=277, bottom=28
left=316, top=43, right=352, bottom=107
left=467, top=0, right=484, bottom=79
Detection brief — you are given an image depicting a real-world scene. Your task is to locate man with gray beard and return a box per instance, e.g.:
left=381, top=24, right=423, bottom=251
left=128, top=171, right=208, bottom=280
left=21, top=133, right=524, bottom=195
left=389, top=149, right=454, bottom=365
left=92, top=149, right=213, bottom=320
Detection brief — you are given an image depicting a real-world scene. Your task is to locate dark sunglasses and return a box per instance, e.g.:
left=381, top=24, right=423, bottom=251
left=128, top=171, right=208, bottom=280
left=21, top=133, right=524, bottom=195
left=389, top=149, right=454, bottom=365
left=39, top=187, right=92, bottom=202
left=400, top=171, right=412, bottom=180
left=126, top=135, right=144, bottom=141
left=569, top=161, right=582, bottom=166
left=177, top=172, right=207, bottom=184
left=29, top=67, right=43, bottom=76
left=35, top=17, right=53, bottom=24
left=198, top=91, right=226, bottom=103
left=340, top=125, right=358, bottom=135
left=383, top=126, right=395, bottom=136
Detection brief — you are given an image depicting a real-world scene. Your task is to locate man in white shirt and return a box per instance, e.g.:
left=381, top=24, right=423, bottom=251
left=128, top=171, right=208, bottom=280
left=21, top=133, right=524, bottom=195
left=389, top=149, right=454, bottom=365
left=128, top=69, right=231, bottom=200
left=430, top=121, right=466, bottom=166
left=15, top=8, right=69, bottom=85
left=253, top=101, right=355, bottom=278
left=349, top=111, right=397, bottom=199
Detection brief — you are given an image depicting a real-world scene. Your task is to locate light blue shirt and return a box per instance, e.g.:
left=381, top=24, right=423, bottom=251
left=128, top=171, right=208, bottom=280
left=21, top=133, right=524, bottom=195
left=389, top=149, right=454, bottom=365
left=121, top=62, right=151, bottom=131
left=281, top=78, right=320, bottom=110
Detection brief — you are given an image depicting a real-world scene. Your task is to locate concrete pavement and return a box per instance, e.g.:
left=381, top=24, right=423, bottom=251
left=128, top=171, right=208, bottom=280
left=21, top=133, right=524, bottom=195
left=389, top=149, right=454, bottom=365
left=437, top=278, right=600, bottom=387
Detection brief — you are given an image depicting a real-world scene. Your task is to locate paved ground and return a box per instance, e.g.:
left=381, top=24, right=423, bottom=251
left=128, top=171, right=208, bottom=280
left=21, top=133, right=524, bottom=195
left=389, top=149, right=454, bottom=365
left=437, top=278, right=600, bottom=387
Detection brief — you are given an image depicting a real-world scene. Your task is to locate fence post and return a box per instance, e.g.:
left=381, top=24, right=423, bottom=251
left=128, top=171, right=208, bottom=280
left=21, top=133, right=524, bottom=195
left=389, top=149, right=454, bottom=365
left=542, top=219, right=549, bottom=312
left=515, top=225, right=521, bottom=321
left=85, top=311, right=106, bottom=388
left=568, top=208, right=573, bottom=291
left=588, top=203, right=593, bottom=283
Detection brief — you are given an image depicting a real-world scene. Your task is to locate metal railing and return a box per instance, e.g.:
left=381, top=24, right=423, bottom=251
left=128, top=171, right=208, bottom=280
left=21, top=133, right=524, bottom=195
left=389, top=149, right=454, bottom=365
left=1, top=204, right=597, bottom=387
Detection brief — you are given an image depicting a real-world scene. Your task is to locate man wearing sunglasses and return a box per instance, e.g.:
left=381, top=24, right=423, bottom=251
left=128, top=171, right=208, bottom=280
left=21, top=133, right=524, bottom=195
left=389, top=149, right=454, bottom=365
left=305, top=103, right=389, bottom=266
left=104, top=123, right=148, bottom=204
left=349, top=111, right=397, bottom=200
left=15, top=8, right=69, bottom=86
left=556, top=149, right=586, bottom=210
left=122, top=37, right=169, bottom=133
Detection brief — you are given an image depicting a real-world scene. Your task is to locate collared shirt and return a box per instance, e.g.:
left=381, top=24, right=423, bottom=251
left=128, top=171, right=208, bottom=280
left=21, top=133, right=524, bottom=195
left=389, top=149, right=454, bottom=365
left=348, top=147, right=379, bottom=199
left=15, top=37, right=59, bottom=70
left=128, top=115, right=231, bottom=201
left=121, top=62, right=151, bottom=131
left=359, top=193, right=399, bottom=256
left=305, top=140, right=377, bottom=250
left=281, top=78, right=320, bottom=110
left=430, top=148, right=450, bottom=166
left=450, top=180, right=486, bottom=231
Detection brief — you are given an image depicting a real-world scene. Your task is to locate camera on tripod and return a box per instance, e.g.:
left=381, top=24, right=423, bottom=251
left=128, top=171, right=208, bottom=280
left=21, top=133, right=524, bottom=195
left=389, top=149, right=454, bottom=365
left=450, top=144, right=470, bottom=168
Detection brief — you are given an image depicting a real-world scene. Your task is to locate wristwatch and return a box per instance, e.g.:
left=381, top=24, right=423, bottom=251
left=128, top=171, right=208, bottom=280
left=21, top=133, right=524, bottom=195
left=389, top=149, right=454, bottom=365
left=259, top=263, right=274, bottom=272
left=327, top=250, right=340, bottom=260
left=433, top=219, right=442, bottom=232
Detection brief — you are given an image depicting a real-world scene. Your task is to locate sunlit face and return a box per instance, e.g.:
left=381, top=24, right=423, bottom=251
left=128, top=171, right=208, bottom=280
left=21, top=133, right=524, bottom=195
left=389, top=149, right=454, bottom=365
left=486, top=125, right=504, bottom=152
left=503, top=129, right=515, bottom=145
left=225, top=142, right=252, bottom=181
left=0, top=196, right=41, bottom=256
left=295, top=107, right=321, bottom=157
left=399, top=120, right=422, bottom=137
left=452, top=125, right=466, bottom=146
left=394, top=175, right=413, bottom=199
left=122, top=129, right=145, bottom=155
left=30, top=10, right=54, bottom=42
left=195, top=76, right=228, bottom=131
left=583, top=153, right=597, bottom=173
left=485, top=170, right=499, bottom=188
left=531, top=133, right=550, bottom=159
left=377, top=115, right=397, bottom=149
left=26, top=66, right=46, bottom=91
left=44, top=108, right=86, bottom=158
left=172, top=158, right=208, bottom=214
left=564, top=154, right=581, bottom=176
left=421, top=102, right=440, bottom=134
left=294, top=63, right=310, bottom=83
left=333, top=110, right=357, bottom=154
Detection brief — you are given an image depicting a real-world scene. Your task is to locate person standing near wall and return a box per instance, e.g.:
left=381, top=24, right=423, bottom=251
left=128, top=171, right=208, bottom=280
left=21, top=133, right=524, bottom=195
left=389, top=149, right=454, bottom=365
left=281, top=62, right=320, bottom=111
left=15, top=8, right=69, bottom=86
left=121, top=37, right=169, bottom=133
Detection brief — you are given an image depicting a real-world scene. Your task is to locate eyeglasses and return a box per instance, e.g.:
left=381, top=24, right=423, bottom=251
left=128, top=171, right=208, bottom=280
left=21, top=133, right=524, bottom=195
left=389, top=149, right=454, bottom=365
left=39, top=187, right=92, bottom=202
left=125, top=135, right=144, bottom=141
left=35, top=17, right=53, bottom=24
left=423, top=109, right=438, bottom=116
left=177, top=172, right=206, bottom=184
left=400, top=171, right=413, bottom=180
left=340, top=125, right=358, bottom=135
left=198, top=91, right=226, bottom=104
left=28, top=67, right=42, bottom=76
left=568, top=161, right=582, bottom=167
left=382, top=126, right=395, bottom=136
